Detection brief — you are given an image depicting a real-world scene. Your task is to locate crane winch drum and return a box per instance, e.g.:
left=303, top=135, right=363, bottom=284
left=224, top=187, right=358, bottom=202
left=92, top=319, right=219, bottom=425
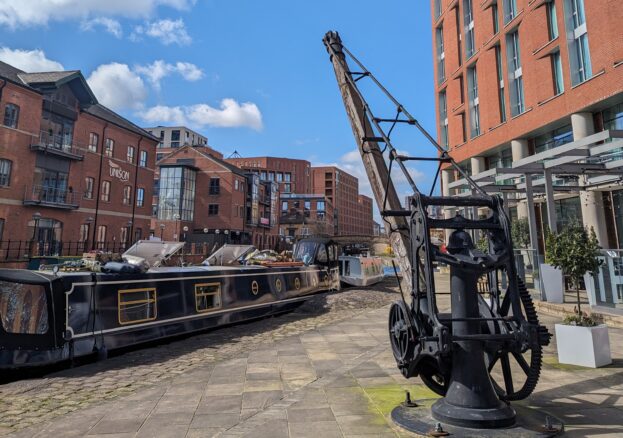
left=323, top=30, right=553, bottom=432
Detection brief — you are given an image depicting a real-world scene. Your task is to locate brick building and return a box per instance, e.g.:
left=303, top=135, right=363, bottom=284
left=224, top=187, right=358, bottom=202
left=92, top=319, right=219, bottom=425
left=155, top=146, right=279, bottom=249
left=0, top=61, right=157, bottom=261
left=432, top=0, right=623, bottom=249
left=311, top=166, right=374, bottom=236
left=225, top=156, right=312, bottom=195
left=143, top=125, right=218, bottom=162
left=279, top=194, right=335, bottom=239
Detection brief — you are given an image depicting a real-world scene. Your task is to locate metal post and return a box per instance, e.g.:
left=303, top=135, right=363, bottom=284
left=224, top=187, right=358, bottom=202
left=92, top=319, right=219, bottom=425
left=543, top=169, right=557, bottom=233
left=524, top=173, right=545, bottom=300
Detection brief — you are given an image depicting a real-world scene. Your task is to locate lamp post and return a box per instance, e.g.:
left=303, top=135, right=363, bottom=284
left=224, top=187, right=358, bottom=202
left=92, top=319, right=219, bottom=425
left=126, top=220, right=133, bottom=248
left=173, top=213, right=181, bottom=241
left=159, top=223, right=165, bottom=240
left=30, top=212, right=42, bottom=257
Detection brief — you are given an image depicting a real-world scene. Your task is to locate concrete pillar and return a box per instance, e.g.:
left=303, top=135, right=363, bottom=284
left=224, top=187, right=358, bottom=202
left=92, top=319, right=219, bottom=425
left=572, top=112, right=609, bottom=247
left=471, top=157, right=486, bottom=175
left=511, top=139, right=529, bottom=219
left=441, top=169, right=453, bottom=243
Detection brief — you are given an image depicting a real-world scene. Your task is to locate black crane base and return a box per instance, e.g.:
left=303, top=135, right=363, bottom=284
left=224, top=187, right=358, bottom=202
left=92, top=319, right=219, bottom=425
left=391, top=400, right=564, bottom=437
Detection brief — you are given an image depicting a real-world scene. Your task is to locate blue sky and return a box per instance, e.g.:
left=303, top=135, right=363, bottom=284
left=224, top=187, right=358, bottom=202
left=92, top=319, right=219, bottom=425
left=0, top=0, right=439, bottom=211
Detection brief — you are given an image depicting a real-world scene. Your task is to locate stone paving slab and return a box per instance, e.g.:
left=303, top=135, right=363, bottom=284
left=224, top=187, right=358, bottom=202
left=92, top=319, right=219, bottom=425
left=3, top=278, right=623, bottom=437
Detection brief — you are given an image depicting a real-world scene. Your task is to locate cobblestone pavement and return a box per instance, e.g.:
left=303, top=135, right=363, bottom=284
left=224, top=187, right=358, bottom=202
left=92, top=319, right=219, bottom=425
left=3, top=277, right=623, bottom=437
left=0, top=281, right=402, bottom=435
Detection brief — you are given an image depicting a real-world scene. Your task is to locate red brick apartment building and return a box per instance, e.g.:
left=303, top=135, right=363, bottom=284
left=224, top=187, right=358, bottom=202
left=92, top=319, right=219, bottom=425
left=0, top=61, right=157, bottom=262
left=432, top=0, right=623, bottom=249
left=225, top=156, right=312, bottom=195
left=312, top=167, right=374, bottom=236
left=155, top=146, right=279, bottom=249
left=279, top=194, right=335, bottom=239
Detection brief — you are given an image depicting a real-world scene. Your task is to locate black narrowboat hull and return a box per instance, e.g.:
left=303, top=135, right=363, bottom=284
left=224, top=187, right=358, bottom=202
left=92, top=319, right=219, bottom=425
left=0, top=264, right=340, bottom=369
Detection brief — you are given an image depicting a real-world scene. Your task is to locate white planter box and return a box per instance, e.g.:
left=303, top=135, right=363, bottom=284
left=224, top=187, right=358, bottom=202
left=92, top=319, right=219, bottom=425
left=555, top=323, right=612, bottom=368
left=540, top=263, right=564, bottom=303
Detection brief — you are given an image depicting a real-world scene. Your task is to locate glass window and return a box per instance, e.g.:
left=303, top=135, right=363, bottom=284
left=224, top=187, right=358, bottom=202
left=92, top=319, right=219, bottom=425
left=547, top=1, right=559, bottom=40
left=0, top=159, right=12, bottom=186
left=195, top=283, right=222, bottom=313
left=235, top=179, right=239, bottom=191
left=283, top=183, right=291, bottom=193
left=208, top=204, right=219, bottom=215
left=495, top=46, right=507, bottom=123
left=467, top=66, right=480, bottom=138
left=139, top=150, right=147, bottom=167
left=552, top=51, right=564, bottom=95
left=101, top=180, right=111, bottom=202
left=602, top=102, right=623, bottom=131
left=137, top=188, right=145, bottom=207
left=438, top=91, right=449, bottom=149
left=436, top=26, right=446, bottom=84
left=0, top=282, right=49, bottom=334
left=123, top=185, right=132, bottom=205
left=277, top=173, right=283, bottom=182
left=104, top=138, right=114, bottom=157
left=503, top=0, right=517, bottom=24
left=3, top=103, right=19, bottom=128
left=317, top=245, right=328, bottom=263
left=492, top=3, right=499, bottom=34
left=158, top=167, right=196, bottom=221
left=268, top=172, right=275, bottom=181
left=96, top=225, right=107, bottom=245
left=118, top=288, right=157, bottom=324
left=464, top=0, right=475, bottom=60
left=120, top=226, right=128, bottom=245
left=127, top=146, right=135, bottom=163
left=285, top=173, right=291, bottom=182
left=79, top=223, right=89, bottom=242
left=156, top=153, right=165, bottom=161
left=88, top=132, right=98, bottom=152
left=209, top=178, right=220, bottom=195
left=534, top=125, right=573, bottom=154
left=282, top=201, right=288, bottom=212
left=434, top=0, right=442, bottom=19
left=170, top=129, right=180, bottom=148
left=506, top=30, right=525, bottom=117
left=564, top=0, right=592, bottom=85
left=304, top=200, right=311, bottom=217
left=260, top=171, right=267, bottom=180
left=0, top=218, right=3, bottom=241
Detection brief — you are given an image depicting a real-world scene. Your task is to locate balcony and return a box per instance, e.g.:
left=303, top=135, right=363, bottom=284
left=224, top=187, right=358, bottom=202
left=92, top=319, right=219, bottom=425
left=23, top=185, right=80, bottom=209
left=30, top=131, right=84, bottom=160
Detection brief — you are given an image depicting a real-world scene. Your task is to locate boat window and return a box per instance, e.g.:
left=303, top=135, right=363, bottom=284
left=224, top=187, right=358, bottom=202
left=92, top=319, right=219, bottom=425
left=293, top=241, right=318, bottom=264
left=0, top=282, right=49, bottom=334
left=327, top=244, right=335, bottom=261
left=345, top=261, right=350, bottom=276
left=118, top=288, right=157, bottom=325
left=196, top=283, right=222, bottom=313
left=316, top=245, right=328, bottom=263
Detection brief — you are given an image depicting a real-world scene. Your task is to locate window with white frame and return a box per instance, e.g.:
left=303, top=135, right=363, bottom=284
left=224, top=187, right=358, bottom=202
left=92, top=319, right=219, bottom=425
left=503, top=0, right=517, bottom=24
left=438, top=91, right=449, bottom=149
left=564, top=0, right=592, bottom=85
left=463, top=0, right=475, bottom=60
left=467, top=65, right=480, bottom=138
left=127, top=146, right=135, bottom=164
left=136, top=188, right=145, bottom=207
left=88, top=132, right=98, bottom=152
left=506, top=30, right=525, bottom=117
left=436, top=25, right=446, bottom=84
left=104, top=138, right=114, bottom=157
left=0, top=159, right=12, bottom=187
left=139, top=150, right=148, bottom=167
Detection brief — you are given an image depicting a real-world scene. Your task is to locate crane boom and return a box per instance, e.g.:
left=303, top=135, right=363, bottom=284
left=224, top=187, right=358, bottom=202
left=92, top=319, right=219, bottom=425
left=323, top=31, right=412, bottom=290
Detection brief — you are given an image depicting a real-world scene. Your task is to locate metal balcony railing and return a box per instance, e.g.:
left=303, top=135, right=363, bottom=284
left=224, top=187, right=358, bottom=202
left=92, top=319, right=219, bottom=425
left=30, top=131, right=85, bottom=160
left=23, top=185, right=80, bottom=209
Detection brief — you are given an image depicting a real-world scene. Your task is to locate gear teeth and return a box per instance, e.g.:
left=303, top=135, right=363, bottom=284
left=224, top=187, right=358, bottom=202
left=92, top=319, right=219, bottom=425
left=538, top=326, right=552, bottom=346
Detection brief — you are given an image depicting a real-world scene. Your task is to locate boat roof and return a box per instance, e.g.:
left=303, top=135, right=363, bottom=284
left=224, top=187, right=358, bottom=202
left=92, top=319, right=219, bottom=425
left=204, top=244, right=256, bottom=266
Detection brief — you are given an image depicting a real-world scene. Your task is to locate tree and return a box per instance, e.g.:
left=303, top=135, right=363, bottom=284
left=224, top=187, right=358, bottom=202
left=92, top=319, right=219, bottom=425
left=511, top=217, right=531, bottom=249
left=545, top=223, right=602, bottom=325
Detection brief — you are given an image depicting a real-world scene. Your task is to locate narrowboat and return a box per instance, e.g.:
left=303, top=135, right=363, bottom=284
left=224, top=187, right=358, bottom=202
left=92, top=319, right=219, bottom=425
left=338, top=255, right=384, bottom=287
left=0, top=237, right=339, bottom=369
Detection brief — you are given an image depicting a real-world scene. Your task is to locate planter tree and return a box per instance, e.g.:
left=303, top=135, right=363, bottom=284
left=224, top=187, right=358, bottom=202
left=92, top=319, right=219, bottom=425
left=511, top=217, right=531, bottom=249
left=545, top=223, right=601, bottom=324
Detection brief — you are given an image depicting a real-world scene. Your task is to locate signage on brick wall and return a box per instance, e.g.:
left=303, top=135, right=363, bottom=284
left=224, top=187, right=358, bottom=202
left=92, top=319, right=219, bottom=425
left=109, top=160, right=130, bottom=182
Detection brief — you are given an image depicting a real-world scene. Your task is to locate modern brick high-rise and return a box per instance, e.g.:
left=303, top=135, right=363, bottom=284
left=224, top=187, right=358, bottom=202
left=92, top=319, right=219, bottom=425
left=432, top=0, right=623, bottom=250
left=312, top=167, right=374, bottom=236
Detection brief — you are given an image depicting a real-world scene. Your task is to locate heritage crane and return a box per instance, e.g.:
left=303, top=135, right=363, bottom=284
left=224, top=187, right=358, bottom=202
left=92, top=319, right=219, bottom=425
left=323, top=31, right=553, bottom=432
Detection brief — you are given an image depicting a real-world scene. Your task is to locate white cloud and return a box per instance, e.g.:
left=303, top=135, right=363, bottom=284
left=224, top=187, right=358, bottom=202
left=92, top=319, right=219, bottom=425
left=134, top=60, right=203, bottom=90
left=0, top=0, right=195, bottom=28
left=0, top=47, right=64, bottom=72
left=132, top=18, right=191, bottom=45
left=140, top=98, right=263, bottom=130
left=80, top=17, right=123, bottom=38
left=87, top=63, right=147, bottom=111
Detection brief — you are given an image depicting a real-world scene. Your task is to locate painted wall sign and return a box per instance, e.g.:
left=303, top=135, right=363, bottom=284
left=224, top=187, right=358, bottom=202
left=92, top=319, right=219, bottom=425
left=109, top=160, right=130, bottom=182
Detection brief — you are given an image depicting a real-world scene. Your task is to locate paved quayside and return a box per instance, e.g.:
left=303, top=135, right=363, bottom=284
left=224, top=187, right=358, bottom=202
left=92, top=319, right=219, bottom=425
left=1, top=278, right=622, bottom=437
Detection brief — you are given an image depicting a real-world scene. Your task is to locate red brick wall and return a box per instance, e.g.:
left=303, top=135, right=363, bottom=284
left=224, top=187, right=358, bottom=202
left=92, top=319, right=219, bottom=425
left=432, top=0, right=623, bottom=165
